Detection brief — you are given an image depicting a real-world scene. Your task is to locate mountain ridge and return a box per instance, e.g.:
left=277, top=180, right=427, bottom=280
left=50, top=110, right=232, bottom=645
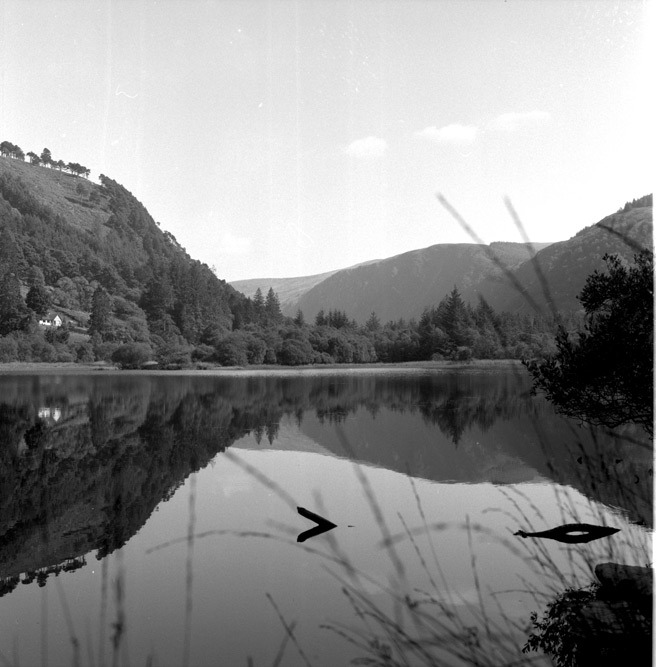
left=230, top=202, right=651, bottom=323
left=230, top=241, right=554, bottom=322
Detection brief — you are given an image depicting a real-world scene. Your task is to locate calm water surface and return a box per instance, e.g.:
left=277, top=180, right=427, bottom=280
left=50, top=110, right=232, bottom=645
left=0, top=368, right=651, bottom=666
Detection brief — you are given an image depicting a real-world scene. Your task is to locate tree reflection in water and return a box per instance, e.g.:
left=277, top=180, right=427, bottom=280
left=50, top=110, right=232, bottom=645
left=0, top=371, right=651, bottom=665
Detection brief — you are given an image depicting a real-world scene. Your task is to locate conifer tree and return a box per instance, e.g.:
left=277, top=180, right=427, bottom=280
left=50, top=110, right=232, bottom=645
left=0, top=228, right=20, bottom=279
left=265, top=287, right=282, bottom=325
left=365, top=312, right=381, bottom=332
left=88, top=286, right=112, bottom=338
left=0, top=273, right=30, bottom=335
left=252, top=288, right=265, bottom=323
left=141, top=272, right=174, bottom=320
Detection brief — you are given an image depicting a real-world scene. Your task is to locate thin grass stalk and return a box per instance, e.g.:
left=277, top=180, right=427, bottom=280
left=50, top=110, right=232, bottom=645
left=99, top=556, right=108, bottom=667
left=40, top=577, right=48, bottom=667
left=55, top=576, right=80, bottom=667
left=503, top=197, right=560, bottom=322
left=335, top=425, right=408, bottom=586
left=265, top=593, right=314, bottom=667
left=182, top=473, right=197, bottom=667
left=270, top=620, right=296, bottom=667
left=407, top=476, right=449, bottom=599
left=435, top=193, right=545, bottom=316
left=110, top=552, right=126, bottom=667
left=85, top=620, right=96, bottom=667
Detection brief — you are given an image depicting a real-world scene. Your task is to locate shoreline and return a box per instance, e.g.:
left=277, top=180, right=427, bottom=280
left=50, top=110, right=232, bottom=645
left=0, top=359, right=526, bottom=375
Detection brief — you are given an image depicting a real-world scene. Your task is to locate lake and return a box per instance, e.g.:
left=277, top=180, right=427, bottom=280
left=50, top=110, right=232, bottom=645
left=0, top=367, right=651, bottom=666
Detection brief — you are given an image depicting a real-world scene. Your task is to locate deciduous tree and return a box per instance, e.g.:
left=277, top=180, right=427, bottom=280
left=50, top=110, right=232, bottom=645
left=40, top=148, right=52, bottom=167
left=26, top=284, right=51, bottom=317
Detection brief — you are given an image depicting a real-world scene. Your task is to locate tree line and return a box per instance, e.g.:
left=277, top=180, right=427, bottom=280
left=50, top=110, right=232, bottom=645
left=0, top=158, right=601, bottom=370
left=1, top=140, right=90, bottom=178
left=0, top=154, right=651, bottom=444
left=0, top=246, right=563, bottom=368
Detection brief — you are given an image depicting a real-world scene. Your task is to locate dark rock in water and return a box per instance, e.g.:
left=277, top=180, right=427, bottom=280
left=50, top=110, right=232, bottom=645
left=595, top=562, right=653, bottom=599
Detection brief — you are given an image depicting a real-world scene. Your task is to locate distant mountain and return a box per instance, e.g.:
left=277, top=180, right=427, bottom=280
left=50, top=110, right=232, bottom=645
left=291, top=241, right=552, bottom=324
left=229, top=259, right=380, bottom=315
left=230, top=269, right=342, bottom=313
left=232, top=196, right=652, bottom=324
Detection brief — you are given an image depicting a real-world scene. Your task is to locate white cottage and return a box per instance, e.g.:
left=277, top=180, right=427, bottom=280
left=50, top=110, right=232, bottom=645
left=39, top=312, right=63, bottom=327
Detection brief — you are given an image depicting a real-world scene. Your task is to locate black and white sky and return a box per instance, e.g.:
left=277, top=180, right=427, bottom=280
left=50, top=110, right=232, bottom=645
left=1, top=0, right=653, bottom=280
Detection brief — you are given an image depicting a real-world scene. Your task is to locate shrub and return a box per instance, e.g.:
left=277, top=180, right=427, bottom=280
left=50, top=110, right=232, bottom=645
left=214, top=333, right=249, bottom=366
left=55, top=348, right=75, bottom=363
left=94, top=340, right=120, bottom=362
left=31, top=337, right=57, bottom=362
left=455, top=346, right=473, bottom=362
left=277, top=338, right=314, bottom=366
left=247, top=336, right=267, bottom=365
left=112, top=342, right=152, bottom=369
left=0, top=336, right=18, bottom=362
left=314, top=351, right=334, bottom=364
left=157, top=344, right=191, bottom=369
left=523, top=586, right=598, bottom=667
left=72, top=341, right=94, bottom=363
left=191, top=344, right=215, bottom=362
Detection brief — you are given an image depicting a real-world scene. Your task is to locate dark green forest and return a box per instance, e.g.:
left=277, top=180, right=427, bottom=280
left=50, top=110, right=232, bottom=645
left=0, top=147, right=651, bottom=368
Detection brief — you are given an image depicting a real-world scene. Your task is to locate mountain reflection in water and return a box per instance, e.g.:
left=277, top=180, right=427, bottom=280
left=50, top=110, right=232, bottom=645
left=0, top=370, right=651, bottom=665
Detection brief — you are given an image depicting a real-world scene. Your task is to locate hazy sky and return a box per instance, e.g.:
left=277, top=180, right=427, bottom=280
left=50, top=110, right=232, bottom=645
left=1, top=1, right=653, bottom=281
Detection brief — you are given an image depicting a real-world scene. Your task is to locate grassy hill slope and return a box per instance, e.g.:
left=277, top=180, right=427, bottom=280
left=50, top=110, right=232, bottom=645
left=0, top=158, right=112, bottom=232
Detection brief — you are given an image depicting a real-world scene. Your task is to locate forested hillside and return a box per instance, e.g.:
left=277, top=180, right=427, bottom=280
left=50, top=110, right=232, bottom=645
left=0, top=152, right=246, bottom=365
left=0, top=145, right=651, bottom=368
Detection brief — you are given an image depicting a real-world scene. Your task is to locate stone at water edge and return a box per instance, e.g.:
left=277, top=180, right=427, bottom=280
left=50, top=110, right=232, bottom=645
left=594, top=562, right=653, bottom=598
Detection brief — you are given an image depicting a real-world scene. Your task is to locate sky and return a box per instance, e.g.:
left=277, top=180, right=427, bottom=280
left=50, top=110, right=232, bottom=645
left=1, top=0, right=654, bottom=282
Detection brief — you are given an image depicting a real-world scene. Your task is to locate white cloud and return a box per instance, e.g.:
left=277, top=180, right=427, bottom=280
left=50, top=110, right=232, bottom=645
left=220, top=231, right=252, bottom=256
left=415, top=123, right=478, bottom=145
left=344, top=135, right=388, bottom=159
left=489, top=110, right=551, bottom=132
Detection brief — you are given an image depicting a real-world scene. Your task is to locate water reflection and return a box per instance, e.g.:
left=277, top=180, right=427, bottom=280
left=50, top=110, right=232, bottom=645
left=0, top=371, right=650, bottom=603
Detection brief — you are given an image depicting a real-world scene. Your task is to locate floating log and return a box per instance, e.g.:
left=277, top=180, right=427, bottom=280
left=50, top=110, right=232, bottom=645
left=514, top=523, right=620, bottom=544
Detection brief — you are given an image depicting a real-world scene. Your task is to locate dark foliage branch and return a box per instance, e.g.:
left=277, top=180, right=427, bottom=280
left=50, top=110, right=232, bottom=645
left=524, top=251, right=653, bottom=435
